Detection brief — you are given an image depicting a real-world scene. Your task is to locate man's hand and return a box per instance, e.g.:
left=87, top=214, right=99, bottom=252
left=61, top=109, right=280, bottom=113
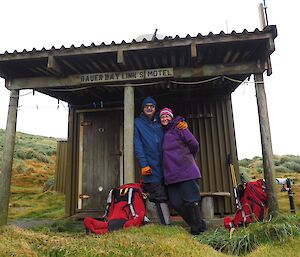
left=141, top=166, right=152, bottom=176
left=177, top=121, right=188, bottom=130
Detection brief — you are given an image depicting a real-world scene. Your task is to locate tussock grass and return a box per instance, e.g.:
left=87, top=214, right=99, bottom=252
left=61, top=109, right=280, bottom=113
left=2, top=131, right=300, bottom=256
left=246, top=237, right=300, bottom=257
left=198, top=215, right=300, bottom=256
left=1, top=220, right=300, bottom=257
left=0, top=224, right=226, bottom=257
left=0, top=129, right=65, bottom=221
left=9, top=189, right=65, bottom=220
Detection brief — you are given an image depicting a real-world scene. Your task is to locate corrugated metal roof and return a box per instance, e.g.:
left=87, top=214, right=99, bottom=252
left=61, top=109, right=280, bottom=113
left=0, top=26, right=277, bottom=106
left=0, top=26, right=277, bottom=57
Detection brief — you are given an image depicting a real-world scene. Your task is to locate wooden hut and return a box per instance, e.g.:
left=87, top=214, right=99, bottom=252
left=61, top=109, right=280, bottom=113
left=0, top=24, right=278, bottom=222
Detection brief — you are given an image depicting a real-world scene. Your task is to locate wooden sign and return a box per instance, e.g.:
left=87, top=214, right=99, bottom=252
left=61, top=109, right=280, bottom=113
left=80, top=68, right=174, bottom=84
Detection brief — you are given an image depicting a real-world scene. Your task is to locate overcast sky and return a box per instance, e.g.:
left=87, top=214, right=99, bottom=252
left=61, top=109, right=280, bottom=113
left=0, top=0, right=299, bottom=159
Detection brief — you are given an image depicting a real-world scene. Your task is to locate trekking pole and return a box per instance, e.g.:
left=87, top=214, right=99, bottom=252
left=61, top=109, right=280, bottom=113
left=227, top=154, right=246, bottom=225
left=286, top=178, right=296, bottom=214
left=276, top=178, right=296, bottom=214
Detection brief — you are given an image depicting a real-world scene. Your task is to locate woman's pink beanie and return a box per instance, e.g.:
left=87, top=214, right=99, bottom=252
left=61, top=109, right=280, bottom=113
left=160, top=108, right=174, bottom=118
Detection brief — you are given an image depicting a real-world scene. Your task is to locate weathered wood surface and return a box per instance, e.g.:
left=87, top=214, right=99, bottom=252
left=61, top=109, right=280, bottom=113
left=5, top=62, right=264, bottom=90
left=254, top=73, right=279, bottom=217
left=0, top=90, right=19, bottom=225
left=123, top=86, right=135, bottom=184
left=81, top=111, right=122, bottom=210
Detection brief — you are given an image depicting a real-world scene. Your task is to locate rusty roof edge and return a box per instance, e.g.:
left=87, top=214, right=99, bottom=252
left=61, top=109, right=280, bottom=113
left=0, top=25, right=277, bottom=60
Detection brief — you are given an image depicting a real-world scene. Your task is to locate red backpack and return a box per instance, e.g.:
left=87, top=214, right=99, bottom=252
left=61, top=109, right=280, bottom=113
left=224, top=179, right=268, bottom=230
left=84, top=182, right=148, bottom=234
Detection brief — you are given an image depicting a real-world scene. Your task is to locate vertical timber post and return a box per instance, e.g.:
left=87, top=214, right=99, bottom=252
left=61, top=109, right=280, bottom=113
left=254, top=73, right=279, bottom=217
left=258, top=3, right=267, bottom=29
left=0, top=89, right=19, bottom=226
left=123, top=85, right=135, bottom=184
left=65, top=107, right=74, bottom=217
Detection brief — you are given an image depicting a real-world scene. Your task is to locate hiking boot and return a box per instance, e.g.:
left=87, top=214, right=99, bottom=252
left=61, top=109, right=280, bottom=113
left=188, top=202, right=207, bottom=235
left=199, top=219, right=208, bottom=232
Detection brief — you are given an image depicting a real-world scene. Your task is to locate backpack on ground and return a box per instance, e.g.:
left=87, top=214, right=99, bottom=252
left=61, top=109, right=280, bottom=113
left=224, top=179, right=268, bottom=230
left=84, top=182, right=148, bottom=234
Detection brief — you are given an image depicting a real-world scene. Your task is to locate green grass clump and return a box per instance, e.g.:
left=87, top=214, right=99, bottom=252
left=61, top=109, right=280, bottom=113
left=0, top=129, right=57, bottom=165
left=2, top=220, right=300, bottom=257
left=239, top=154, right=300, bottom=175
left=0, top=224, right=225, bottom=257
left=239, top=159, right=252, bottom=168
left=198, top=215, right=300, bottom=256
left=275, top=165, right=293, bottom=173
left=33, top=218, right=84, bottom=233
left=9, top=189, right=65, bottom=220
left=283, top=161, right=300, bottom=173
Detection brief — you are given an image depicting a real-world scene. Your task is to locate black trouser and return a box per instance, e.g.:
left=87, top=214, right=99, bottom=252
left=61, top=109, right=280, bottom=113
left=167, top=179, right=201, bottom=210
left=168, top=179, right=206, bottom=234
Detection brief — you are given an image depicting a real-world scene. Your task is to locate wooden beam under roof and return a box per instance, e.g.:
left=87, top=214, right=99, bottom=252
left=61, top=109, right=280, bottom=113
left=191, top=42, right=197, bottom=58
left=117, top=50, right=124, bottom=65
left=47, top=56, right=63, bottom=75
left=174, top=62, right=263, bottom=78
left=5, top=61, right=264, bottom=90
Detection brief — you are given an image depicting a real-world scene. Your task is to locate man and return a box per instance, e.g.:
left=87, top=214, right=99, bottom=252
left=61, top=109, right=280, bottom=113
left=134, top=96, right=187, bottom=225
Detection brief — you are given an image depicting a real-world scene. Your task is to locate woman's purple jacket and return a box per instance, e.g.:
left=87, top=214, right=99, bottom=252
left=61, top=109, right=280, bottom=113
left=162, top=116, right=201, bottom=185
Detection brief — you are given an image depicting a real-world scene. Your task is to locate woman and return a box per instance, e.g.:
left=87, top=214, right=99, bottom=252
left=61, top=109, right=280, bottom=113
left=160, top=107, right=207, bottom=235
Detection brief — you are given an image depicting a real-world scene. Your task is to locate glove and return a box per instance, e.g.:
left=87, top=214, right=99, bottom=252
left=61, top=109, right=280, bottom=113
left=141, top=166, right=152, bottom=176
left=177, top=121, right=188, bottom=130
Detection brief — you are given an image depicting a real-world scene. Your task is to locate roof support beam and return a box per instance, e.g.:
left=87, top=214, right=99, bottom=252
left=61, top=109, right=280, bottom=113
left=47, top=56, right=63, bottom=75
left=5, top=61, right=264, bottom=90
left=174, top=62, right=264, bottom=79
left=117, top=50, right=124, bottom=65
left=191, top=42, right=197, bottom=58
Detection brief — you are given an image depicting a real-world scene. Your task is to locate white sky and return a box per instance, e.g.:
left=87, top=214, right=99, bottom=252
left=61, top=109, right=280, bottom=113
left=0, top=0, right=299, bottom=159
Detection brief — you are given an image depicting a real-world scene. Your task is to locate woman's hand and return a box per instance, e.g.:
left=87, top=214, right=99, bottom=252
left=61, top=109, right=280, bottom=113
left=177, top=121, right=188, bottom=130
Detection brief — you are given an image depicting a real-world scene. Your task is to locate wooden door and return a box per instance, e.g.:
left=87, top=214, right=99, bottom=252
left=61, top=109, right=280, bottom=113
left=78, top=110, right=123, bottom=211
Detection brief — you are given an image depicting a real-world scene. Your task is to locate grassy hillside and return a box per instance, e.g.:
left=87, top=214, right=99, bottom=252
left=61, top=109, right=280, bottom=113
left=1, top=128, right=299, bottom=218
left=1, top=129, right=300, bottom=256
left=1, top=217, right=300, bottom=257
left=239, top=155, right=300, bottom=213
left=0, top=128, right=65, bottom=220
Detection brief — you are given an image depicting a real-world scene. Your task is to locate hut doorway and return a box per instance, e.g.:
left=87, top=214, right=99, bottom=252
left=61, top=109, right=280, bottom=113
left=77, top=109, right=123, bottom=211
